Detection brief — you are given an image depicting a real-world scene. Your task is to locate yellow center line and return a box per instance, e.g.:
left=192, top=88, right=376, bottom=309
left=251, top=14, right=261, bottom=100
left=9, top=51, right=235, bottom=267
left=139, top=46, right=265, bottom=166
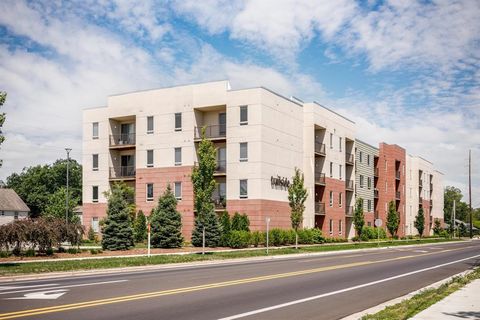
left=0, top=247, right=463, bottom=319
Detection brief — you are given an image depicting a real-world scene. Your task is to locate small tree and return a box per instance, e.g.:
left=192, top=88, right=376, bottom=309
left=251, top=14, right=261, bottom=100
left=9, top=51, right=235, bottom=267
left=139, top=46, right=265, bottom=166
left=414, top=207, right=425, bottom=237
left=219, top=211, right=231, bottom=247
left=150, top=185, right=184, bottom=248
left=288, top=168, right=308, bottom=249
left=191, top=128, right=219, bottom=252
left=101, top=183, right=134, bottom=251
left=43, top=187, right=80, bottom=223
left=458, top=222, right=467, bottom=237
left=87, top=226, right=96, bottom=242
left=433, top=218, right=442, bottom=235
left=386, top=201, right=400, bottom=238
left=133, top=210, right=147, bottom=243
left=353, top=198, right=365, bottom=239
left=0, top=91, right=6, bottom=168
left=231, top=212, right=250, bottom=232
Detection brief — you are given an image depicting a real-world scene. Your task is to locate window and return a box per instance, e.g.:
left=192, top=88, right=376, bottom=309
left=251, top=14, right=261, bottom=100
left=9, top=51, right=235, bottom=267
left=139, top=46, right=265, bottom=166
left=339, top=137, right=342, bottom=152
left=240, top=105, right=248, bottom=125
left=329, top=191, right=333, bottom=207
left=385, top=181, right=388, bottom=192
left=368, top=221, right=372, bottom=227
left=92, top=217, right=99, bottom=233
left=367, top=154, right=370, bottom=166
left=360, top=175, right=364, bottom=188
left=367, top=177, right=371, bottom=189
left=329, top=219, right=333, bottom=234
left=0, top=211, right=3, bottom=216
left=146, top=183, right=154, bottom=201
left=92, top=186, right=99, bottom=203
left=240, top=142, right=248, bottom=162
left=359, top=151, right=363, bottom=163
left=147, top=116, right=154, bottom=134
left=329, top=162, right=333, bottom=177
left=240, top=179, right=248, bottom=199
left=174, top=182, right=182, bottom=200
left=14, top=212, right=19, bottom=220
left=330, top=133, right=333, bottom=149
left=339, top=192, right=343, bottom=207
left=174, top=147, right=182, bottom=166
left=339, top=164, right=343, bottom=180
left=339, top=220, right=343, bottom=234
left=147, top=150, right=154, bottom=167
left=368, top=199, right=372, bottom=211
left=175, top=113, right=182, bottom=131
left=92, top=122, right=99, bottom=139
left=92, top=154, right=98, bottom=171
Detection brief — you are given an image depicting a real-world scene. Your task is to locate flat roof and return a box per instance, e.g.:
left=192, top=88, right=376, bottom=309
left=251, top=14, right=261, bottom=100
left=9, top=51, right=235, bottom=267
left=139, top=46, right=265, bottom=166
left=355, top=139, right=379, bottom=150
left=312, top=101, right=356, bottom=124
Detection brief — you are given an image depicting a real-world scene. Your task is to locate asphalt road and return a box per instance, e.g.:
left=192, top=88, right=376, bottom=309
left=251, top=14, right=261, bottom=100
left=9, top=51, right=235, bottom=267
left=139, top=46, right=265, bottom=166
left=0, top=241, right=479, bottom=320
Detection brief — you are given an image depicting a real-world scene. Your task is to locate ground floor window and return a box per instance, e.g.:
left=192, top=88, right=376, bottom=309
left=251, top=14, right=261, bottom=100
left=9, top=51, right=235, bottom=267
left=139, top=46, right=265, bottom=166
left=92, top=217, right=99, bottom=232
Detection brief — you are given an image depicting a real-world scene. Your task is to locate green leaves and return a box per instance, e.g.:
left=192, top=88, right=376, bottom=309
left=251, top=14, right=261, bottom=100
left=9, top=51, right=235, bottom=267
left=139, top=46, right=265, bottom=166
left=150, top=185, right=183, bottom=248
left=386, top=200, right=400, bottom=237
left=414, top=207, right=425, bottom=236
left=353, top=198, right=365, bottom=238
left=288, top=168, right=308, bottom=232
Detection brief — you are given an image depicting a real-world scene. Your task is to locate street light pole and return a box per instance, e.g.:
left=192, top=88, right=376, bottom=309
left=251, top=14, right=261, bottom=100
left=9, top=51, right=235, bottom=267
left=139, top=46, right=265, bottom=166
left=65, top=148, right=72, bottom=225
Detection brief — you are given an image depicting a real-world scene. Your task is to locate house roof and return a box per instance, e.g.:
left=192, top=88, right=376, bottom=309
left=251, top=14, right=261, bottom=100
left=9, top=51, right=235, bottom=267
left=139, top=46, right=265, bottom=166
left=0, top=189, right=30, bottom=212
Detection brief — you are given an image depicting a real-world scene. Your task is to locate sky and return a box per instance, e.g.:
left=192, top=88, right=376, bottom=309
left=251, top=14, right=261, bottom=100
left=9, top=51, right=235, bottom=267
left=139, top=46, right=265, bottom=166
left=0, top=0, right=479, bottom=206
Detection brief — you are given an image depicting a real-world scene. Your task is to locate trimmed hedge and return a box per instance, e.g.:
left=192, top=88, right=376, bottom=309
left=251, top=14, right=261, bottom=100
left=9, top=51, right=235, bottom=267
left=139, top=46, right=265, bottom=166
left=228, top=230, right=251, bottom=248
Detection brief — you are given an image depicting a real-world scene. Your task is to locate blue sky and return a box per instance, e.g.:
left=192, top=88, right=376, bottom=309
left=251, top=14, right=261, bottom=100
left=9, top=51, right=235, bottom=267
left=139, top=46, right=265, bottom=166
left=0, top=0, right=479, bottom=204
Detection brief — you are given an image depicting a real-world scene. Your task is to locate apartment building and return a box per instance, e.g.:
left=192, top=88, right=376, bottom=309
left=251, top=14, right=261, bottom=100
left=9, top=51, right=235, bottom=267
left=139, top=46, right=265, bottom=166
left=82, top=80, right=444, bottom=239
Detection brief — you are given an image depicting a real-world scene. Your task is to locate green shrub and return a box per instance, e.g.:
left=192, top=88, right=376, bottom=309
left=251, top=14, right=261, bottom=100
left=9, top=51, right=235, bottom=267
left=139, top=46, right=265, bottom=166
left=311, top=228, right=324, bottom=244
left=90, top=249, right=98, bottom=255
left=270, top=228, right=286, bottom=246
left=228, top=231, right=251, bottom=249
left=25, top=249, right=36, bottom=257
left=45, top=248, right=54, bottom=256
left=67, top=248, right=80, bottom=254
left=231, top=212, right=250, bottom=232
left=298, top=229, right=314, bottom=244
left=285, top=230, right=296, bottom=245
left=0, top=251, right=11, bottom=258
left=439, top=230, right=450, bottom=238
left=57, top=247, right=66, bottom=253
left=250, top=231, right=265, bottom=247
left=219, top=211, right=231, bottom=247
left=87, top=226, right=96, bottom=242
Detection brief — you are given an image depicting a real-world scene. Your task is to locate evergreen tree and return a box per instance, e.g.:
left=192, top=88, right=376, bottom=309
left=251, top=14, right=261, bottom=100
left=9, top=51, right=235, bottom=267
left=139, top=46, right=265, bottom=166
left=231, top=212, right=250, bottom=232
left=150, top=185, right=184, bottom=248
left=288, top=168, right=308, bottom=249
left=414, top=207, right=425, bottom=237
left=433, top=218, right=442, bottom=235
left=386, top=200, right=400, bottom=238
left=353, top=198, right=365, bottom=239
left=191, top=210, right=222, bottom=247
left=133, top=210, right=147, bottom=243
left=191, top=128, right=221, bottom=250
left=0, top=91, right=6, bottom=168
left=101, top=183, right=134, bottom=250
left=219, top=211, right=231, bottom=247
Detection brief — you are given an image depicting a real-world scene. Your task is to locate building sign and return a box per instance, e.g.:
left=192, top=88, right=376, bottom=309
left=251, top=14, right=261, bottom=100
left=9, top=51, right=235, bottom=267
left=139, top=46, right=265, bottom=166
left=271, top=175, right=290, bottom=190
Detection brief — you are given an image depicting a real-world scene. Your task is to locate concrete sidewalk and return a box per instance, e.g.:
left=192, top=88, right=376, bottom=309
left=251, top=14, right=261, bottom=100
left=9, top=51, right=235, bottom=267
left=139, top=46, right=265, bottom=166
left=411, top=279, right=480, bottom=320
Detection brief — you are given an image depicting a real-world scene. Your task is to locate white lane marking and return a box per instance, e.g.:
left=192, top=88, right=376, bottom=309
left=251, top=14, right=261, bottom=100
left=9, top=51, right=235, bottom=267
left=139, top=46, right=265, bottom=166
left=218, top=253, right=480, bottom=320
left=0, top=283, right=59, bottom=291
left=0, top=279, right=128, bottom=296
left=7, top=289, right=68, bottom=300
left=413, top=250, right=428, bottom=253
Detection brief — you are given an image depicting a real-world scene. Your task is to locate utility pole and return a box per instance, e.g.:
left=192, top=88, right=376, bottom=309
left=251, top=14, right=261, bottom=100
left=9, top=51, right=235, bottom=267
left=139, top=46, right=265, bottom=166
left=468, top=149, right=472, bottom=238
left=453, top=199, right=456, bottom=238
left=65, top=148, right=72, bottom=225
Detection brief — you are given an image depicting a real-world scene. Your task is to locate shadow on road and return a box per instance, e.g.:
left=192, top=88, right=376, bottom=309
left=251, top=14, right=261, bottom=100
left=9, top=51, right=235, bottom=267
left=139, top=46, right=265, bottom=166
left=442, top=311, right=480, bottom=319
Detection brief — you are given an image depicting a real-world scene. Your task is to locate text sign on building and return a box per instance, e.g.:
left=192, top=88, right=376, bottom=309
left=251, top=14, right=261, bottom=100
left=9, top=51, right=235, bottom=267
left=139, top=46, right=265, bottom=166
left=271, top=175, right=290, bottom=190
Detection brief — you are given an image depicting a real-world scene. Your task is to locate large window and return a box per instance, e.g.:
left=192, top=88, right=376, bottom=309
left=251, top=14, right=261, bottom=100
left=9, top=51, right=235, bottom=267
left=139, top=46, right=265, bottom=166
left=174, top=147, right=182, bottom=166
left=92, top=154, right=98, bottom=171
left=92, top=217, right=99, bottom=232
left=367, top=177, right=371, bottom=189
left=240, top=142, right=248, bottom=162
left=330, top=133, right=333, bottom=149
left=329, top=162, right=333, bottom=177
left=359, top=151, right=363, bottom=163
left=339, top=164, right=343, bottom=180
left=329, top=219, right=333, bottom=234
left=339, top=137, right=342, bottom=152
left=147, top=150, right=154, bottom=167
left=368, top=199, right=372, bottom=211
left=240, top=105, right=248, bottom=125
left=339, top=220, right=343, bottom=234
left=360, top=175, right=364, bottom=188
left=146, top=183, right=154, bottom=201
left=240, top=179, right=248, bottom=199
left=339, top=192, right=343, bottom=207
left=174, top=182, right=182, bottom=200
left=329, top=191, right=333, bottom=207
left=92, top=122, right=99, bottom=139
left=147, top=116, right=154, bottom=134
left=92, top=186, right=99, bottom=203
left=175, top=113, right=182, bottom=131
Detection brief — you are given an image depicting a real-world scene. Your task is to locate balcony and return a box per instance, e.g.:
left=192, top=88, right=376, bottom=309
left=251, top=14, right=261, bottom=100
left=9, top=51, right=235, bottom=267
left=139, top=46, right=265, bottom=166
left=374, top=210, right=379, bottom=219
left=315, top=202, right=326, bottom=215
left=109, top=133, right=135, bottom=149
left=374, top=167, right=379, bottom=177
left=346, top=206, right=354, bottom=217
left=429, top=199, right=433, bottom=207
left=419, top=196, right=423, bottom=203
left=395, top=191, right=401, bottom=200
left=109, top=166, right=136, bottom=180
left=315, top=172, right=326, bottom=186
left=314, top=142, right=326, bottom=156
left=419, top=179, right=423, bottom=188
left=212, top=196, right=227, bottom=211
left=430, top=183, right=433, bottom=191
left=346, top=180, right=354, bottom=191
left=215, top=160, right=226, bottom=176
left=374, top=188, right=379, bottom=198
left=395, top=170, right=401, bottom=180
left=194, top=125, right=226, bottom=141
left=345, top=153, right=354, bottom=165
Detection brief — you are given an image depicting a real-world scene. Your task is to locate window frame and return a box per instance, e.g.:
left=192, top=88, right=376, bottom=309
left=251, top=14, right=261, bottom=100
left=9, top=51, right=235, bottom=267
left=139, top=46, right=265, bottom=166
left=239, top=142, right=248, bottom=162
left=174, top=147, right=182, bottom=166
left=92, top=154, right=99, bottom=171
left=92, top=186, right=99, bottom=203
left=175, top=113, right=182, bottom=131
left=146, top=183, right=154, bottom=202
left=239, top=179, right=248, bottom=199
left=240, top=105, right=248, bottom=125
left=329, top=191, right=333, bottom=207
left=147, top=149, right=154, bottom=168
left=92, top=122, right=99, bottom=139
left=174, top=182, right=182, bottom=200
left=339, top=192, right=343, bottom=207
left=147, top=116, right=154, bottom=134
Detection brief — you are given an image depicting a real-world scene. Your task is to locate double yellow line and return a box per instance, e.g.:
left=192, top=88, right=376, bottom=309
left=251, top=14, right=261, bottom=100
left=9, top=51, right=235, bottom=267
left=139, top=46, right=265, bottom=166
left=0, top=248, right=459, bottom=319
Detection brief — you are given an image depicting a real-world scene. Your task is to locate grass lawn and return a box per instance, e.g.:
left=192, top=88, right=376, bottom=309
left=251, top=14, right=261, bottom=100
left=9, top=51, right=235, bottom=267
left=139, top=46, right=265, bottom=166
left=0, top=238, right=459, bottom=276
left=362, top=267, right=480, bottom=320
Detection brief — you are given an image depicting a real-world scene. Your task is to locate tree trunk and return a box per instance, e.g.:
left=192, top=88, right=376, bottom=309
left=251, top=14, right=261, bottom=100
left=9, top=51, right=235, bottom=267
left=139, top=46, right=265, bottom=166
left=202, top=225, right=205, bottom=255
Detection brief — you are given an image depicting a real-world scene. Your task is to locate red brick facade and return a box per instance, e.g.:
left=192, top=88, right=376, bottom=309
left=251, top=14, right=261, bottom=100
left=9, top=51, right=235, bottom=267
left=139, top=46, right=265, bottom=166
left=227, top=199, right=291, bottom=231
left=82, top=203, right=108, bottom=231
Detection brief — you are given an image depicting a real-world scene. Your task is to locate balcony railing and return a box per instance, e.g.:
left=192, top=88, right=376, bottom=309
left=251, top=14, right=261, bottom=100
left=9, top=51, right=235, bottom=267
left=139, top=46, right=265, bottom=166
left=212, top=196, right=227, bottom=210
left=374, top=189, right=379, bottom=198
left=346, top=206, right=354, bottom=217
left=194, top=125, right=226, bottom=140
left=109, top=166, right=136, bottom=179
left=345, top=153, right=354, bottom=165
left=419, top=196, right=423, bottom=203
left=374, top=167, right=379, bottom=177
left=215, top=160, right=226, bottom=174
left=315, top=202, right=325, bottom=215
left=395, top=170, right=401, bottom=180
left=395, top=191, right=401, bottom=200
left=374, top=210, right=379, bottom=219
left=314, top=142, right=326, bottom=156
left=315, top=172, right=326, bottom=185
left=429, top=199, right=433, bottom=207
left=110, top=133, right=135, bottom=147
left=346, top=180, right=354, bottom=191
left=419, top=179, right=423, bottom=188
left=430, top=183, right=433, bottom=191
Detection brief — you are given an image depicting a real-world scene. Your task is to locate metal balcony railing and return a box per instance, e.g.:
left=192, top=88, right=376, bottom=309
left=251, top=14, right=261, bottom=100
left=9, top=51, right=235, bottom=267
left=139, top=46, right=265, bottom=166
left=374, top=167, right=379, bottom=177
left=345, top=153, right=354, bottom=165
left=346, top=206, right=354, bottom=216
left=215, top=160, right=226, bottom=174
left=315, top=172, right=326, bottom=185
left=194, top=125, right=226, bottom=140
left=110, top=133, right=135, bottom=147
left=374, top=210, right=379, bottom=219
left=395, top=170, right=401, bottom=180
left=395, top=191, right=401, bottom=200
left=374, top=189, right=379, bottom=198
left=419, top=196, right=423, bottom=203
left=212, top=196, right=227, bottom=210
left=346, top=180, right=354, bottom=191
left=109, top=166, right=135, bottom=179
left=429, top=199, right=433, bottom=207
left=315, top=202, right=325, bottom=215
left=419, top=179, right=423, bottom=187
left=315, top=142, right=326, bottom=156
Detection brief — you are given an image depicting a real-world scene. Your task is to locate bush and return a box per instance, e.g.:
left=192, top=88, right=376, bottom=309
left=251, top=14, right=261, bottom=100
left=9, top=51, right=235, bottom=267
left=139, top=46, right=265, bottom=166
left=57, top=247, right=66, bottom=253
left=67, top=248, right=80, bottom=254
left=361, top=226, right=387, bottom=241
left=219, top=211, right=231, bottom=247
left=298, top=229, right=314, bottom=244
left=269, top=228, right=289, bottom=246
left=25, top=249, right=35, bottom=257
left=228, top=230, right=251, bottom=249
left=250, top=231, right=265, bottom=247
left=87, top=226, right=96, bottom=242
left=231, top=212, right=250, bottom=232
left=45, top=248, right=54, bottom=256
left=0, top=251, right=10, bottom=258
left=90, top=249, right=98, bottom=255
left=439, top=230, right=450, bottom=238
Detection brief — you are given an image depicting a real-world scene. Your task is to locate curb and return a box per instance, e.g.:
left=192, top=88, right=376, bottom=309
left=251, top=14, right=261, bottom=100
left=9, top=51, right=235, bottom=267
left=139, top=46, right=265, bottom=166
left=0, top=240, right=463, bottom=282
left=340, top=268, right=476, bottom=320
